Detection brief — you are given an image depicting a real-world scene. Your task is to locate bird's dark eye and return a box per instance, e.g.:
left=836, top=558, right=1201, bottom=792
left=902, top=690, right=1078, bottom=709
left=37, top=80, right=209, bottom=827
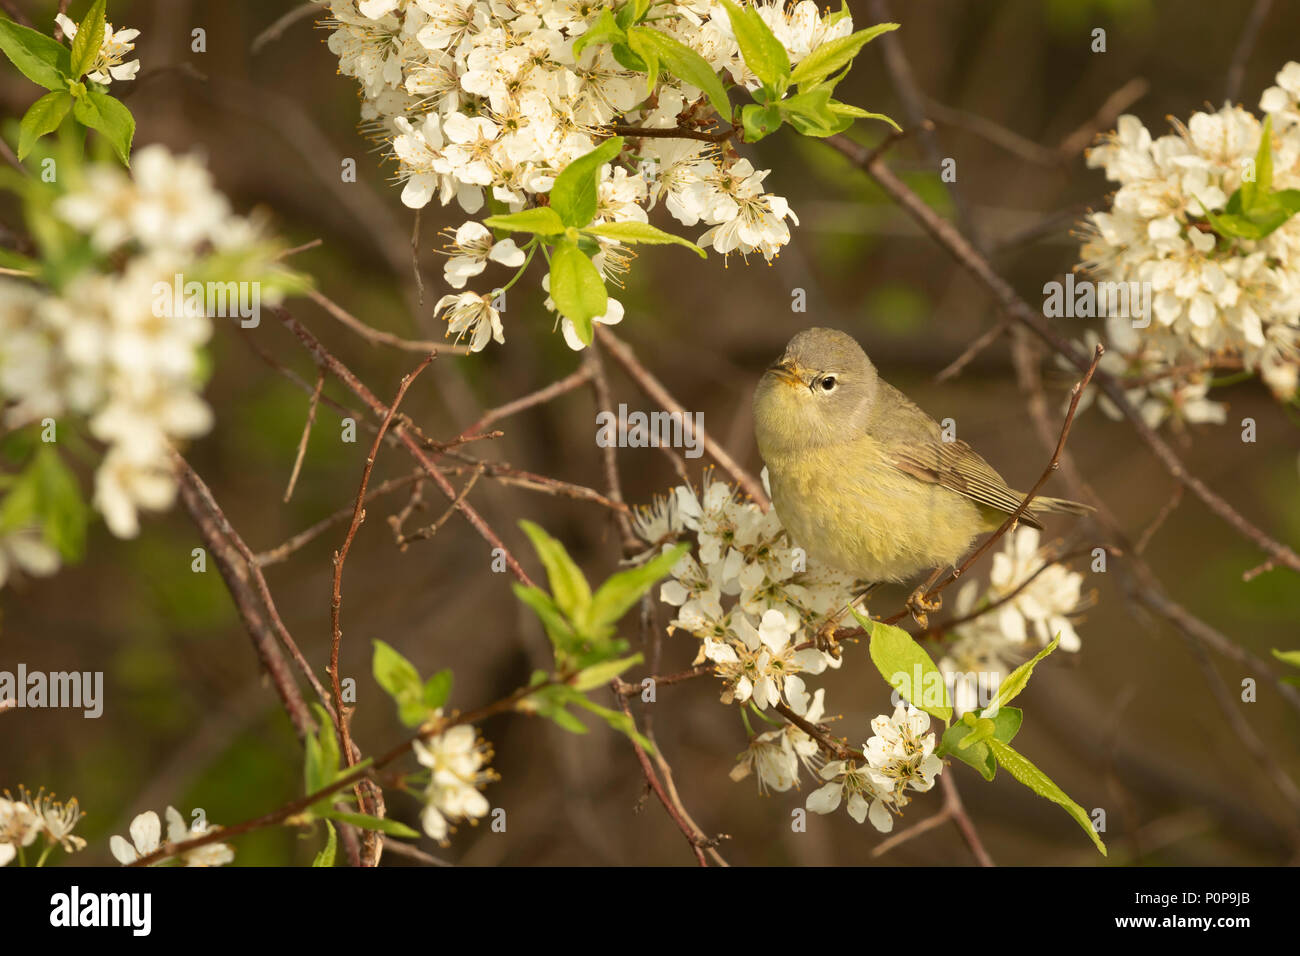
left=819, top=376, right=837, bottom=391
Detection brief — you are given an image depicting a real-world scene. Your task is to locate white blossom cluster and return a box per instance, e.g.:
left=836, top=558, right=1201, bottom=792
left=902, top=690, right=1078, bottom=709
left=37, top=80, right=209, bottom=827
left=413, top=721, right=495, bottom=844
left=0, top=146, right=291, bottom=548
left=806, top=703, right=942, bottom=832
left=635, top=476, right=952, bottom=831
left=110, top=806, right=234, bottom=866
left=1062, top=332, right=1229, bottom=432
left=635, top=480, right=1091, bottom=830
left=636, top=477, right=851, bottom=713
left=938, top=527, right=1086, bottom=717
left=312, top=0, right=852, bottom=350
left=1079, top=61, right=1300, bottom=407
left=0, top=787, right=86, bottom=865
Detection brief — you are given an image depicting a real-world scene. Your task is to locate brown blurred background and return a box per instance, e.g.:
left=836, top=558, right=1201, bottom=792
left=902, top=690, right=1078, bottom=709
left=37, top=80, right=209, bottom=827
left=2, top=0, right=1298, bottom=866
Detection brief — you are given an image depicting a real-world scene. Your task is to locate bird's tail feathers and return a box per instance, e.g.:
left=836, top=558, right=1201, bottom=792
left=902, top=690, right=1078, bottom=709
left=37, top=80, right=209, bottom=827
left=1029, top=495, right=1094, bottom=518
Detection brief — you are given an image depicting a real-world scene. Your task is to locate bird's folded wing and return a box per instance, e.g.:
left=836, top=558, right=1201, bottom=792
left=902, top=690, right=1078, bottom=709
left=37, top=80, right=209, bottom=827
left=888, top=439, right=1044, bottom=528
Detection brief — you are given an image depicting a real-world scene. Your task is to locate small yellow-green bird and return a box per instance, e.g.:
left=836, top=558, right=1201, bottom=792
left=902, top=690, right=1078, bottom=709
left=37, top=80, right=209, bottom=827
left=753, top=327, right=1090, bottom=596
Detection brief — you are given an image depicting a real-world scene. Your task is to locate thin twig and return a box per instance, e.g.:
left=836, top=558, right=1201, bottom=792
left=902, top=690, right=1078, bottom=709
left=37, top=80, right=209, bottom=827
left=251, top=1, right=318, bottom=54
left=933, top=318, right=1009, bottom=383
left=1225, top=0, right=1274, bottom=103
left=307, top=288, right=470, bottom=356
left=585, top=345, right=639, bottom=553
left=614, top=688, right=709, bottom=866
left=608, top=124, right=735, bottom=143
left=330, top=354, right=434, bottom=784
left=394, top=463, right=485, bottom=549
left=460, top=364, right=595, bottom=438
left=273, top=238, right=323, bottom=261
left=411, top=208, right=425, bottom=309
left=175, top=466, right=316, bottom=742
left=277, top=307, right=537, bottom=586
left=175, top=454, right=338, bottom=730
left=1056, top=77, right=1150, bottom=158
left=258, top=472, right=425, bottom=566
left=284, top=371, right=324, bottom=502
left=940, top=773, right=995, bottom=867
left=871, top=804, right=952, bottom=857
left=595, top=326, right=768, bottom=508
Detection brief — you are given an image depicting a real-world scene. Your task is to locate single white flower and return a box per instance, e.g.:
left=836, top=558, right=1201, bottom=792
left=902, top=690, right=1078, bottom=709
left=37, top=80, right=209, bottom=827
left=806, top=760, right=893, bottom=831
left=110, top=810, right=163, bottom=864
left=441, top=221, right=526, bottom=290
left=413, top=722, right=494, bottom=844
left=434, top=290, right=505, bottom=351
left=0, top=797, right=41, bottom=865
left=56, top=13, right=141, bottom=85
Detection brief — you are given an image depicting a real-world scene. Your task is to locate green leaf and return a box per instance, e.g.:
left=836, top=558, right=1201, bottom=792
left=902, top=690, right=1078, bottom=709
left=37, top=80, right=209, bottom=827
left=1272, top=648, right=1300, bottom=669
left=321, top=811, right=421, bottom=839
left=740, top=102, right=783, bottom=142
left=828, top=100, right=900, bottom=130
left=789, top=22, right=898, bottom=89
left=304, top=705, right=341, bottom=797
left=548, top=136, right=624, bottom=227
left=373, top=639, right=432, bottom=727
left=0, top=445, right=88, bottom=562
left=860, top=612, right=952, bottom=722
left=70, top=0, right=107, bottom=80
left=616, top=0, right=654, bottom=30
left=611, top=40, right=648, bottom=74
left=72, top=89, right=133, bottom=165
left=18, top=91, right=73, bottom=160
left=956, top=715, right=997, bottom=750
left=984, top=637, right=1058, bottom=716
left=825, top=0, right=852, bottom=27
left=547, top=241, right=607, bottom=346
left=1242, top=116, right=1274, bottom=210
left=572, top=653, right=643, bottom=692
left=483, top=207, right=566, bottom=236
left=531, top=683, right=592, bottom=734
left=629, top=27, right=733, bottom=120
left=989, top=705, right=1023, bottom=743
left=0, top=18, right=72, bottom=91
left=583, top=221, right=706, bottom=258
left=572, top=8, right=625, bottom=59
left=777, top=86, right=845, bottom=137
left=1202, top=183, right=1300, bottom=241
left=570, top=694, right=655, bottom=753
left=422, top=669, right=453, bottom=711
left=936, top=707, right=1022, bottom=781
left=988, top=737, right=1107, bottom=856
left=586, top=542, right=689, bottom=630
left=718, top=0, right=790, bottom=94
left=938, top=722, right=995, bottom=780
left=625, top=27, right=660, bottom=96
left=312, top=821, right=337, bottom=867
left=518, top=519, right=592, bottom=620
left=513, top=583, right=582, bottom=655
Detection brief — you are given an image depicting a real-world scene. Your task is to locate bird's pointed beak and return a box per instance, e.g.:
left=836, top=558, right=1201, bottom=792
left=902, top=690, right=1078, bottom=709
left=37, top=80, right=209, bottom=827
left=767, top=359, right=804, bottom=388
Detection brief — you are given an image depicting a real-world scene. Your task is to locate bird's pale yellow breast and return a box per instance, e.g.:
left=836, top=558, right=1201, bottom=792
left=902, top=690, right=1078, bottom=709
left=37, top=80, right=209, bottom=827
left=765, top=434, right=986, bottom=583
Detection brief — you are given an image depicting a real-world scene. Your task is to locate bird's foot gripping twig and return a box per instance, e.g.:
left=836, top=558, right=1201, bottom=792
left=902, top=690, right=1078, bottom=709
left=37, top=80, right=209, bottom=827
left=813, top=617, right=843, bottom=657
left=906, top=587, right=943, bottom=629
